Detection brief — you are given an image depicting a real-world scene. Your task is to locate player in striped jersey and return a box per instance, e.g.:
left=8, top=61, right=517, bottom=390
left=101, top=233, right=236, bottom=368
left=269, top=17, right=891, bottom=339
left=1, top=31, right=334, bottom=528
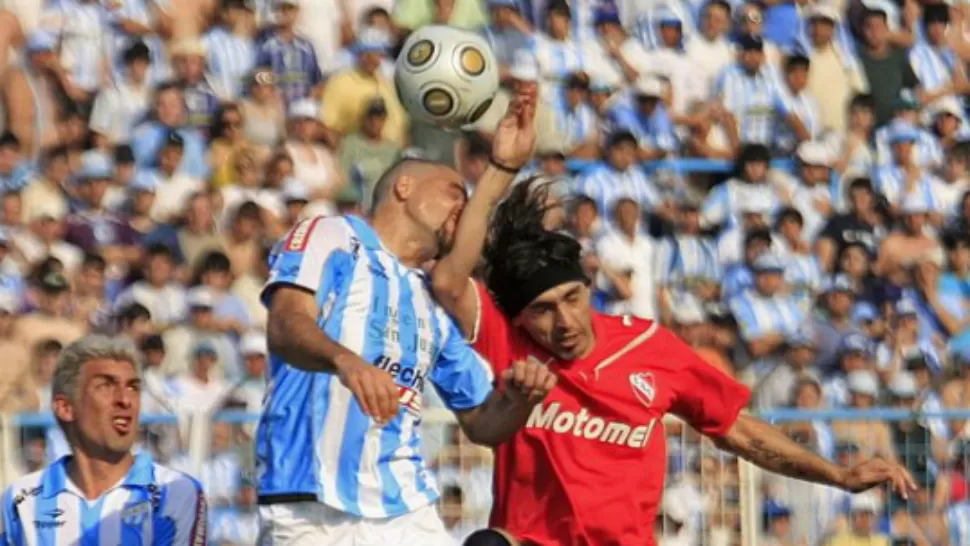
left=256, top=86, right=556, bottom=545
left=0, top=335, right=206, bottom=546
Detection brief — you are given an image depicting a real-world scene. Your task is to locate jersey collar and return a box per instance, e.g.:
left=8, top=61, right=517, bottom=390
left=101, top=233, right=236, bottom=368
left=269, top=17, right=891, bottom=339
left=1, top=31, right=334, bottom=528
left=39, top=452, right=155, bottom=499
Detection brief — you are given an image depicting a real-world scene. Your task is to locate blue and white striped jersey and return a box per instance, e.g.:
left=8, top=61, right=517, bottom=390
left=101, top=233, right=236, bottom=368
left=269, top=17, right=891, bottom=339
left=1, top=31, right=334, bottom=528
left=550, top=92, right=598, bottom=149
left=874, top=123, right=942, bottom=169
left=775, top=90, right=820, bottom=153
left=255, top=216, right=494, bottom=518
left=203, top=27, right=256, bottom=100
left=0, top=453, right=206, bottom=546
left=654, top=235, right=720, bottom=289
left=43, top=0, right=108, bottom=93
left=909, top=43, right=959, bottom=98
left=255, top=32, right=324, bottom=106
left=608, top=102, right=678, bottom=153
left=871, top=164, right=941, bottom=209
left=948, top=502, right=970, bottom=546
left=714, top=63, right=792, bottom=145
left=700, top=178, right=781, bottom=230
left=573, top=163, right=660, bottom=220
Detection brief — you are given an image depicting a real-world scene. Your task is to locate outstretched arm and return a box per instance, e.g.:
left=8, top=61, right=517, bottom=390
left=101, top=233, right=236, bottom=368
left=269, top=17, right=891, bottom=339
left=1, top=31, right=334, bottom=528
left=431, top=84, right=538, bottom=336
left=712, top=414, right=917, bottom=497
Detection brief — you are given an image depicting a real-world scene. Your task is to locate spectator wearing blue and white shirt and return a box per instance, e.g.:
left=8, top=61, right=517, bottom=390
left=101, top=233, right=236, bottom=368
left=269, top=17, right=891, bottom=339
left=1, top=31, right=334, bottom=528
left=873, top=120, right=942, bottom=210
left=479, top=0, right=532, bottom=73
left=573, top=130, right=662, bottom=222
left=874, top=92, right=942, bottom=169
left=702, top=143, right=782, bottom=231
left=775, top=54, right=820, bottom=154
left=104, top=0, right=171, bottom=85
left=255, top=0, right=325, bottom=106
left=909, top=4, right=969, bottom=123
left=550, top=73, right=600, bottom=158
left=529, top=0, right=589, bottom=101
left=89, top=41, right=153, bottom=146
left=130, top=83, right=209, bottom=180
left=684, top=0, right=734, bottom=95
left=609, top=75, right=677, bottom=161
left=729, top=251, right=807, bottom=378
left=778, top=141, right=835, bottom=242
left=822, top=334, right=874, bottom=408
left=715, top=34, right=807, bottom=147
left=203, top=0, right=256, bottom=100
left=636, top=7, right=702, bottom=115
left=655, top=195, right=721, bottom=319
left=0, top=335, right=207, bottom=546
left=168, top=39, right=222, bottom=135
left=589, top=3, right=652, bottom=89
left=40, top=0, right=109, bottom=99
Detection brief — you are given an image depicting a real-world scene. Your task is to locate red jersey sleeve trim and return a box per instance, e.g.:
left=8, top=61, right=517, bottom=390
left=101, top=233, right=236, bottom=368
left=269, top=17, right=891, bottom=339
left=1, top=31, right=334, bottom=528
left=703, top=376, right=752, bottom=438
left=470, top=280, right=514, bottom=375
left=467, top=277, right=483, bottom=344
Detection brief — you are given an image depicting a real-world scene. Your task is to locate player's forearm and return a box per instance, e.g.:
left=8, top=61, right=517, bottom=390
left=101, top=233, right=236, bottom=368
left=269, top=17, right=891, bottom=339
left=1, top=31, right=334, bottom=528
left=432, top=167, right=515, bottom=313
left=458, top=390, right=535, bottom=446
left=266, top=291, right=358, bottom=374
left=713, top=414, right=844, bottom=488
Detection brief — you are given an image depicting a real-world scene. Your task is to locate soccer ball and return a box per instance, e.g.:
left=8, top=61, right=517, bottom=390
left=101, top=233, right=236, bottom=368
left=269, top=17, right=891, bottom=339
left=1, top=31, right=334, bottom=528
left=394, top=25, right=500, bottom=129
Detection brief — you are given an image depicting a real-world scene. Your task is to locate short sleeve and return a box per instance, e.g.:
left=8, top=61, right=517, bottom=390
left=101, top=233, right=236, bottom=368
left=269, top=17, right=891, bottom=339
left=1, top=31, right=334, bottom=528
left=261, top=216, right=352, bottom=306
left=157, top=475, right=207, bottom=546
left=663, top=329, right=751, bottom=436
left=430, top=320, right=495, bottom=411
left=469, top=280, right=513, bottom=375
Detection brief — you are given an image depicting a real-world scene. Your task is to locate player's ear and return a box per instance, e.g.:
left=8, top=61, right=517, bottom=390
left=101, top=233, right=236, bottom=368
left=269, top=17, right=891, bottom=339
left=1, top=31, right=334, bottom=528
left=393, top=174, right=415, bottom=201
left=52, top=395, right=76, bottom=424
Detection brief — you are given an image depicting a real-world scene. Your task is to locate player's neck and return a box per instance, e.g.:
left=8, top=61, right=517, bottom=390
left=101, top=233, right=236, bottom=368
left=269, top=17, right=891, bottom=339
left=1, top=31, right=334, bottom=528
left=67, top=449, right=135, bottom=501
left=369, top=214, right=434, bottom=268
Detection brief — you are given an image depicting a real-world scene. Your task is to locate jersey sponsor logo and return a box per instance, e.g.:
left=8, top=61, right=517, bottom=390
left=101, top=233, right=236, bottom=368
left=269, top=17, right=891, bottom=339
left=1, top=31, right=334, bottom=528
left=629, top=373, right=655, bottom=408
left=34, top=509, right=65, bottom=528
left=284, top=217, right=321, bottom=252
left=122, top=501, right=152, bottom=526
left=526, top=402, right=659, bottom=449
left=398, top=386, right=422, bottom=416
left=374, top=355, right=427, bottom=392
left=13, top=486, right=40, bottom=507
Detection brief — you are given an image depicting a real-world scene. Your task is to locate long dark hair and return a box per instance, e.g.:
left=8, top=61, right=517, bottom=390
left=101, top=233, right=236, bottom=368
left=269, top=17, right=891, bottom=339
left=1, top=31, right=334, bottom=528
left=483, top=178, right=585, bottom=314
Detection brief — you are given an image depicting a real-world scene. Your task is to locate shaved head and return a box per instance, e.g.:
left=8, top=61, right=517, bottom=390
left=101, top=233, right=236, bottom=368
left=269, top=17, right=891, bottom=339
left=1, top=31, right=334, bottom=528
left=368, top=157, right=468, bottom=262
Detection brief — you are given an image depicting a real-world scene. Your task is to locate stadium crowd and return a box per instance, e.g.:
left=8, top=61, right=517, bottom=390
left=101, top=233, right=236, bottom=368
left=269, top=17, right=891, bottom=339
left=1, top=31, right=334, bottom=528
left=0, top=0, right=969, bottom=542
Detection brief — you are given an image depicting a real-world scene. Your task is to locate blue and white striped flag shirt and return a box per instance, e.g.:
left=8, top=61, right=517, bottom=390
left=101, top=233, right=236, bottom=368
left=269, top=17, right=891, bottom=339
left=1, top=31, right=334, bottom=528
left=0, top=453, right=206, bottom=546
left=872, top=164, right=941, bottom=208
left=775, top=91, right=820, bottom=153
left=874, top=124, right=942, bottom=168
left=655, top=235, right=720, bottom=288
left=203, top=27, right=255, bottom=100
left=255, top=215, right=494, bottom=518
left=715, top=63, right=792, bottom=145
left=45, top=0, right=108, bottom=93
left=552, top=92, right=598, bottom=148
left=106, top=0, right=171, bottom=84
left=255, top=32, right=324, bottom=105
left=529, top=34, right=586, bottom=85
left=573, top=163, right=660, bottom=220
left=949, top=503, right=970, bottom=546
left=729, top=289, right=806, bottom=342
left=909, top=43, right=958, bottom=96
left=631, top=6, right=696, bottom=49
left=609, top=102, right=678, bottom=153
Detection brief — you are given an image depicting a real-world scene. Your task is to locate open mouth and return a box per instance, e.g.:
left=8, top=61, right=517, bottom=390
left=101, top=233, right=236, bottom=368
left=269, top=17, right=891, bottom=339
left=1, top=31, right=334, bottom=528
left=112, top=416, right=134, bottom=435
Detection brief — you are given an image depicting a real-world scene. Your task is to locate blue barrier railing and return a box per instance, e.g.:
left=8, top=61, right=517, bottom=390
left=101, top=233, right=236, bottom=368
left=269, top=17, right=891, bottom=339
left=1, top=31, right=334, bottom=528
left=564, top=157, right=798, bottom=176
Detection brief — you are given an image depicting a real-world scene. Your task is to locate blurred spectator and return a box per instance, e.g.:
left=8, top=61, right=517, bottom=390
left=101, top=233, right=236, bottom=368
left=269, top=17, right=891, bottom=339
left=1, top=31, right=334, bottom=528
left=12, top=271, right=84, bottom=348
left=321, top=26, right=407, bottom=145
left=440, top=484, right=476, bottom=543
left=115, top=243, right=187, bottom=329
left=230, top=331, right=266, bottom=414
left=832, top=369, right=897, bottom=460
left=0, top=292, right=32, bottom=412
left=131, top=81, right=209, bottom=180
left=165, top=340, right=233, bottom=413
left=203, top=0, right=256, bottom=101
left=576, top=130, right=662, bottom=222
left=338, top=98, right=402, bottom=203
left=702, top=144, right=780, bottom=232
left=283, top=99, right=345, bottom=212
left=825, top=492, right=890, bottom=546
left=209, top=473, right=259, bottom=545
left=479, top=0, right=531, bottom=75
left=163, top=286, right=240, bottom=378
left=804, top=4, right=868, bottom=134
left=656, top=487, right=692, bottom=546
left=210, top=104, right=262, bottom=189
left=139, top=334, right=174, bottom=414
left=192, top=250, right=251, bottom=334
left=88, top=41, right=153, bottom=147
left=656, top=194, right=720, bottom=322
left=760, top=499, right=796, bottom=546
left=177, top=192, right=224, bottom=269
left=813, top=274, right=861, bottom=373
left=254, top=0, right=323, bottom=106
left=20, top=146, right=70, bottom=233
left=240, top=69, right=287, bottom=152
left=754, top=329, right=817, bottom=410
left=595, top=197, right=657, bottom=319
left=857, top=7, right=920, bottom=127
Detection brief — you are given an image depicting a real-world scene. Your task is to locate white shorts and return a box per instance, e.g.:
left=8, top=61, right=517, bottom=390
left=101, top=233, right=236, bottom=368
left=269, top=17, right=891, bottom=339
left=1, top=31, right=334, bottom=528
left=257, top=501, right=457, bottom=546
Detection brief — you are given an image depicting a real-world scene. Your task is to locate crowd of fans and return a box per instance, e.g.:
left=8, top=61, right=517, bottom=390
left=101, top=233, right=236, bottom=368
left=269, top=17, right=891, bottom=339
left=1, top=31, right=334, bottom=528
left=1, top=0, right=970, bottom=541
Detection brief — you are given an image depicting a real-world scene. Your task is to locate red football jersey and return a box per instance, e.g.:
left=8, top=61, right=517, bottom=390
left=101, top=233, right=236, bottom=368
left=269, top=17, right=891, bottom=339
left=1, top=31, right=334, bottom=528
left=471, top=282, right=751, bottom=546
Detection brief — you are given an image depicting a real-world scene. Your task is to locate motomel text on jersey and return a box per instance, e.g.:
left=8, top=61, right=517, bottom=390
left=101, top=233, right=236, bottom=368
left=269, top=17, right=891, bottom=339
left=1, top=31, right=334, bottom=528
left=527, top=402, right=659, bottom=448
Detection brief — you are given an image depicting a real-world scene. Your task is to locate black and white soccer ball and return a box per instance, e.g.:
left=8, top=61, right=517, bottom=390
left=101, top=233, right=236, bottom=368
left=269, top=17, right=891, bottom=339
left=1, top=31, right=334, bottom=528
left=394, top=25, right=500, bottom=128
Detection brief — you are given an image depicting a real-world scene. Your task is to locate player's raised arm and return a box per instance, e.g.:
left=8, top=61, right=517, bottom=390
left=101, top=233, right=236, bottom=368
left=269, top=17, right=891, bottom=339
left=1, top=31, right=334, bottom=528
left=661, top=326, right=917, bottom=498
left=431, top=83, right=537, bottom=336
left=264, top=216, right=400, bottom=423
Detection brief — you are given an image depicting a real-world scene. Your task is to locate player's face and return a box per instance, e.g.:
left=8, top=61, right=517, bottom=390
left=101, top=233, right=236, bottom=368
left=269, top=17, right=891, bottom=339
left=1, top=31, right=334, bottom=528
left=514, top=281, right=594, bottom=360
left=403, top=166, right=467, bottom=256
left=54, top=359, right=141, bottom=458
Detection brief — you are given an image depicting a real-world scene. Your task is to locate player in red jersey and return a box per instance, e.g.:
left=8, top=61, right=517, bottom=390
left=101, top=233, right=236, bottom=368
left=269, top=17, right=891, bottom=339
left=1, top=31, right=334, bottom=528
left=429, top=173, right=918, bottom=545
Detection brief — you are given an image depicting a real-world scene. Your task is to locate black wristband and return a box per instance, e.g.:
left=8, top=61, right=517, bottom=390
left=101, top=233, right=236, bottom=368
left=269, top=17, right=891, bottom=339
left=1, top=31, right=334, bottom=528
left=489, top=158, right=520, bottom=175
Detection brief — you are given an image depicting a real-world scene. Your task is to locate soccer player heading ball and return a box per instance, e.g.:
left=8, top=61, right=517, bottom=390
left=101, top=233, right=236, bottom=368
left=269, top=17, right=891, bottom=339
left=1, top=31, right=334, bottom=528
left=429, top=157, right=919, bottom=545
left=255, top=85, right=550, bottom=544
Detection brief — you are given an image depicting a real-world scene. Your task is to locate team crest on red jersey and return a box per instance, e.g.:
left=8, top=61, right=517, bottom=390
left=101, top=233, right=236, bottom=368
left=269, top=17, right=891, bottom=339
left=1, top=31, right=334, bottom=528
left=629, top=373, right=656, bottom=407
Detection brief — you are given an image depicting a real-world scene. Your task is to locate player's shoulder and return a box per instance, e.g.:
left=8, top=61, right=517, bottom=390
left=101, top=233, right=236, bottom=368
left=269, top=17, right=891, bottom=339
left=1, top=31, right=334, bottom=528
left=280, top=215, right=354, bottom=251
left=1, top=467, right=46, bottom=508
left=153, top=463, right=205, bottom=500
left=596, top=314, right=689, bottom=354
